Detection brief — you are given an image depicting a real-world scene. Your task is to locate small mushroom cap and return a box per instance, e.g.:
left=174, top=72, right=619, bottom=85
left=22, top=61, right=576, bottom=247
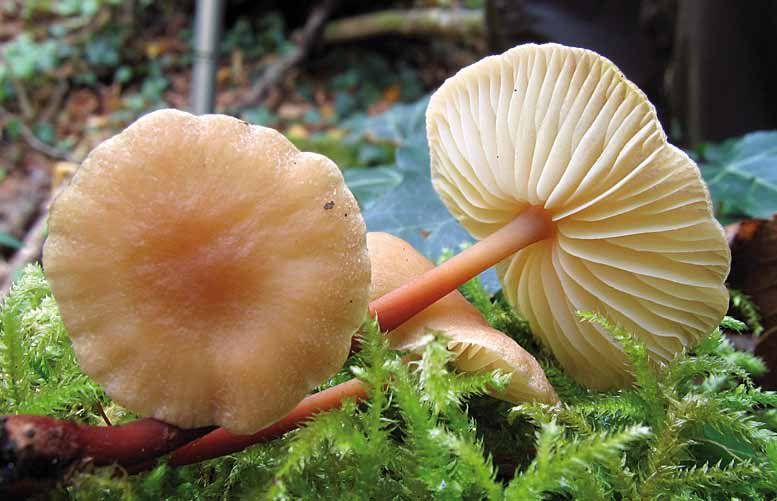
left=427, top=44, right=730, bottom=389
left=367, top=232, right=558, bottom=405
left=43, top=109, right=370, bottom=434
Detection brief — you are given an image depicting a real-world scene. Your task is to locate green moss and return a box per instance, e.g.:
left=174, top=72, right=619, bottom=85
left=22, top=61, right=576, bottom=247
left=0, top=264, right=106, bottom=423
left=1, top=265, right=776, bottom=499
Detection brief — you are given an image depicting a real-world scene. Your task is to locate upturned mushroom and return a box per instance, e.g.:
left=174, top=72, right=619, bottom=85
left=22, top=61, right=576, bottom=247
left=368, top=232, right=558, bottom=404
left=43, top=109, right=370, bottom=433
left=373, top=44, right=730, bottom=388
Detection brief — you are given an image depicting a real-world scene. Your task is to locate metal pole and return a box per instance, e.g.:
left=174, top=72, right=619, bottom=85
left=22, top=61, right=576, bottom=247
left=190, top=0, right=224, bottom=115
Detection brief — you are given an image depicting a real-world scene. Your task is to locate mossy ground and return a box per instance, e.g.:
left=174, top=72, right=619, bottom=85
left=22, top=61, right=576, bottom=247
left=1, top=264, right=775, bottom=499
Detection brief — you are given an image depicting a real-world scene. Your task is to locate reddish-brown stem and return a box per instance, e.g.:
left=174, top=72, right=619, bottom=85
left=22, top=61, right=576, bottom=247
left=0, top=208, right=553, bottom=485
left=369, top=206, right=553, bottom=331
left=0, top=415, right=212, bottom=491
left=167, top=378, right=368, bottom=467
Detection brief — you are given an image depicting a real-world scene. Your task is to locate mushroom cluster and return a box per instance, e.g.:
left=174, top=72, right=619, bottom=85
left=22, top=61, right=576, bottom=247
left=40, top=43, right=732, bottom=451
left=43, top=109, right=370, bottom=434
left=425, top=44, right=730, bottom=388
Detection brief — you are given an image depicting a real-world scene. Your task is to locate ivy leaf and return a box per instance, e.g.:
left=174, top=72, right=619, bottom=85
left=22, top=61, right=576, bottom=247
left=0, top=231, right=23, bottom=250
left=698, top=131, right=777, bottom=223
left=357, top=98, right=469, bottom=254
left=343, top=96, right=428, bottom=145
left=343, top=166, right=403, bottom=206
left=351, top=97, right=499, bottom=291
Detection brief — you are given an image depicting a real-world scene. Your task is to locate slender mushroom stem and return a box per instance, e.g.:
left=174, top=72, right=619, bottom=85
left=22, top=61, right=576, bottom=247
left=167, top=379, right=368, bottom=467
left=369, top=206, right=554, bottom=332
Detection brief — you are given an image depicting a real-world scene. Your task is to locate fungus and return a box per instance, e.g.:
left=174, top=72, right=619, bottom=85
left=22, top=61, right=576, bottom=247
left=374, top=44, right=730, bottom=388
left=42, top=109, right=370, bottom=433
left=7, top=43, right=734, bottom=478
left=368, top=232, right=558, bottom=404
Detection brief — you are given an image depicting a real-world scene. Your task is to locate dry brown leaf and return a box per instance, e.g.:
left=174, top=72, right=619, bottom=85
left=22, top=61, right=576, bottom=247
left=730, top=216, right=777, bottom=387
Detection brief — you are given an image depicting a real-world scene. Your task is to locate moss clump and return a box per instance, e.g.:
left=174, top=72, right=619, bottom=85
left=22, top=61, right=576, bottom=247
left=1, top=264, right=776, bottom=499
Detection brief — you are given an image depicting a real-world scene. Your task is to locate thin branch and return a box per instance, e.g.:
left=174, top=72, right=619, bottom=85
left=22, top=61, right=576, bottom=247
left=0, top=168, right=48, bottom=247
left=95, top=400, right=112, bottom=427
left=18, top=125, right=73, bottom=161
left=0, top=106, right=74, bottom=161
left=10, top=78, right=33, bottom=120
left=0, top=199, right=50, bottom=297
left=39, top=77, right=69, bottom=125
left=235, top=0, right=339, bottom=109
left=323, top=8, right=484, bottom=44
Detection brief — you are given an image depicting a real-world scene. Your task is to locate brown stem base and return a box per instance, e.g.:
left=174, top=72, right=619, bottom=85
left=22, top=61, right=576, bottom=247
left=0, top=415, right=212, bottom=493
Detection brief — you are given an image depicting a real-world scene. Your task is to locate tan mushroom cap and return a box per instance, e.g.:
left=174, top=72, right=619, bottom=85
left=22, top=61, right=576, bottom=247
left=367, top=232, right=558, bottom=405
left=43, top=109, right=371, bottom=434
left=426, top=44, right=730, bottom=389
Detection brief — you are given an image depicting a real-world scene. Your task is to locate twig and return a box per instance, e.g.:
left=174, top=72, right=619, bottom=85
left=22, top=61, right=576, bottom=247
left=10, top=78, right=33, bottom=120
left=0, top=201, right=51, bottom=297
left=0, top=169, right=48, bottom=245
left=0, top=105, right=74, bottom=161
left=236, top=0, right=338, bottom=108
left=18, top=124, right=73, bottom=161
left=95, top=401, right=112, bottom=427
left=39, top=77, right=69, bottom=125
left=323, top=8, right=484, bottom=44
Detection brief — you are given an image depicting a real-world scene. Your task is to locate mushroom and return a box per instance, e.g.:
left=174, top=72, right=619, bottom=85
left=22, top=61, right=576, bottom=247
left=20, top=43, right=731, bottom=472
left=42, top=109, right=371, bottom=434
left=373, top=44, right=730, bottom=388
left=368, top=232, right=558, bottom=404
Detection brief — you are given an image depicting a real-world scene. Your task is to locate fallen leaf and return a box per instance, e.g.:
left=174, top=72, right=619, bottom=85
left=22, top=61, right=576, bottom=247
left=52, top=162, right=78, bottom=192
left=729, top=216, right=777, bottom=387
left=286, top=124, right=309, bottom=139
left=278, top=103, right=309, bottom=121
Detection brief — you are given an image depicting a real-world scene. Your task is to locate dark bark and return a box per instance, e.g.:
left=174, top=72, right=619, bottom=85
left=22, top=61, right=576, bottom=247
left=672, top=0, right=777, bottom=144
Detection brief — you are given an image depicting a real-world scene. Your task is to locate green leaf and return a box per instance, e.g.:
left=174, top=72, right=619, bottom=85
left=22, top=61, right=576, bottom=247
left=698, top=131, right=777, bottom=222
left=33, top=121, right=56, bottom=145
left=3, top=34, right=59, bottom=80
left=351, top=98, right=472, bottom=258
left=343, top=166, right=402, bottom=206
left=0, top=231, right=23, bottom=249
left=240, top=106, right=278, bottom=127
left=345, top=97, right=500, bottom=290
